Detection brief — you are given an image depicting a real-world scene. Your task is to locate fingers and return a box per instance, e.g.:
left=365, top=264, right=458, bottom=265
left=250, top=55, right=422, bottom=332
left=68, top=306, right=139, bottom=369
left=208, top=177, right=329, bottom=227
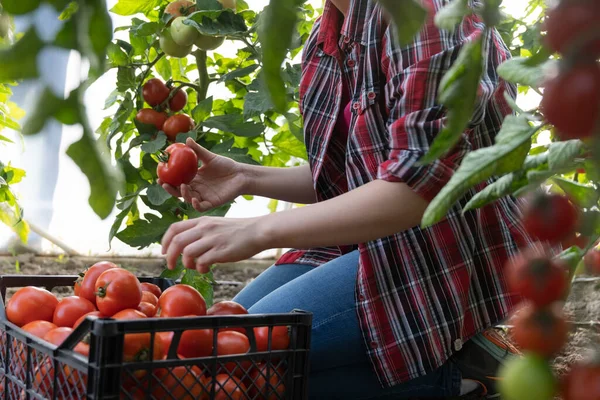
left=162, top=183, right=181, bottom=198
left=165, top=226, right=203, bottom=270
left=161, top=219, right=198, bottom=256
left=192, top=198, right=213, bottom=213
left=186, top=138, right=215, bottom=164
left=196, top=250, right=217, bottom=274
left=181, top=239, right=213, bottom=270
left=181, top=184, right=195, bottom=204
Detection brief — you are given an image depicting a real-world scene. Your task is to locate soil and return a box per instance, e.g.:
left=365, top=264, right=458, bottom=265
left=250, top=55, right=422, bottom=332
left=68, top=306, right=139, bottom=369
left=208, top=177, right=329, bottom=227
left=0, top=254, right=599, bottom=385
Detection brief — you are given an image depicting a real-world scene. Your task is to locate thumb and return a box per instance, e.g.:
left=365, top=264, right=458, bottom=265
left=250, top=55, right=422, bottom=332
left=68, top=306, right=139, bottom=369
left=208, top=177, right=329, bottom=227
left=186, top=137, right=215, bottom=163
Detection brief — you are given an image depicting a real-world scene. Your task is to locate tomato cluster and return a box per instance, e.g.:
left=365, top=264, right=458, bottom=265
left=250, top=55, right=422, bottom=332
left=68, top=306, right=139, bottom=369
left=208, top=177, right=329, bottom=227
left=4, top=261, right=291, bottom=399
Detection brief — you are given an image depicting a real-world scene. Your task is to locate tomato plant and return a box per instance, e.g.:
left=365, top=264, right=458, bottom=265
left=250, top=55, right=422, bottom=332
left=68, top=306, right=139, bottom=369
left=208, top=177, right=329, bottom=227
left=521, top=193, right=579, bottom=244
left=6, top=287, right=59, bottom=327
left=157, top=142, right=198, bottom=187
left=136, top=109, right=168, bottom=131
left=510, top=302, right=569, bottom=357
left=162, top=114, right=195, bottom=141
left=142, top=78, right=170, bottom=107
left=78, top=261, right=119, bottom=305
left=157, top=284, right=207, bottom=317
left=171, top=17, right=200, bottom=47
left=52, top=296, right=97, bottom=328
left=95, top=269, right=142, bottom=316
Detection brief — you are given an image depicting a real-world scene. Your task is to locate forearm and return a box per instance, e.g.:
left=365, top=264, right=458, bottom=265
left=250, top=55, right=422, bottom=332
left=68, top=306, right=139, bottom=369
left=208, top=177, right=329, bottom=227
left=258, top=179, right=429, bottom=249
left=242, top=164, right=317, bottom=205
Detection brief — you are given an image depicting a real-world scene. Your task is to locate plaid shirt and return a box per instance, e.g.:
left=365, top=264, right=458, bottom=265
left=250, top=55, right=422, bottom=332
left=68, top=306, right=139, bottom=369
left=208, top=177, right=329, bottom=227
left=275, top=0, right=534, bottom=387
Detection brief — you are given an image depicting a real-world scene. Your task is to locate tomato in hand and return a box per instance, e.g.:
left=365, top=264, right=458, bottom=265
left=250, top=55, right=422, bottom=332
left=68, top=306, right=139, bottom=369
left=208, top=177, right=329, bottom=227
left=544, top=1, right=600, bottom=57
left=157, top=284, right=206, bottom=317
left=163, top=114, right=195, bottom=141
left=522, top=193, right=579, bottom=244
left=212, top=374, right=248, bottom=400
left=95, top=269, right=142, bottom=316
left=506, top=249, right=569, bottom=307
left=142, top=78, right=170, bottom=106
left=584, top=248, right=600, bottom=276
left=137, top=302, right=157, bottom=317
left=53, top=296, right=97, bottom=328
left=254, top=326, right=290, bottom=352
left=141, top=282, right=162, bottom=298
left=247, top=364, right=285, bottom=400
left=169, top=87, right=188, bottom=112
left=157, top=143, right=198, bottom=187
left=541, top=64, right=600, bottom=140
left=79, top=261, right=119, bottom=306
left=510, top=302, right=568, bottom=358
left=499, top=354, right=557, bottom=400
left=6, top=286, right=59, bottom=327
left=136, top=109, right=168, bottom=131
left=73, top=311, right=104, bottom=329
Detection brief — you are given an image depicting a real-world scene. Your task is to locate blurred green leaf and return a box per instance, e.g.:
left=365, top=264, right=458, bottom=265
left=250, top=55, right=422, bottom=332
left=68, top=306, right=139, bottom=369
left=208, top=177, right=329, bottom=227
left=434, top=0, right=470, bottom=31
left=378, top=0, right=427, bottom=46
left=111, top=0, right=162, bottom=16
left=0, top=28, right=44, bottom=80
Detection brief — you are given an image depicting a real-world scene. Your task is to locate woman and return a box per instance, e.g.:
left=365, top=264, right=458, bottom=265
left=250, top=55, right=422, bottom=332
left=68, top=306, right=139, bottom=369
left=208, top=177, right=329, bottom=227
left=161, top=0, right=530, bottom=398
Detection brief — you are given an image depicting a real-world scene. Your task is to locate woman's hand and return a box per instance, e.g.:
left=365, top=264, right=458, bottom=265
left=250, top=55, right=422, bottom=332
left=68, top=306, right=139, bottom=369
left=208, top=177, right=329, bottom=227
left=161, top=216, right=267, bottom=272
left=159, top=138, right=248, bottom=212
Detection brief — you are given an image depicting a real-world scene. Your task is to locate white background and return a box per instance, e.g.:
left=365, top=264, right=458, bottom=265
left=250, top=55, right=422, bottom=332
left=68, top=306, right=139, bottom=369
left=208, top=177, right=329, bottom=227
left=1, top=0, right=540, bottom=257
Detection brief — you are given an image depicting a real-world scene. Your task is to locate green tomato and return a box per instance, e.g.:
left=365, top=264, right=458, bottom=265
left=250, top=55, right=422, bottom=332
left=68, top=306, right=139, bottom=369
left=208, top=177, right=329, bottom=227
left=194, top=34, right=225, bottom=51
left=499, top=354, right=557, bottom=400
left=160, top=28, right=193, bottom=58
left=170, top=17, right=199, bottom=47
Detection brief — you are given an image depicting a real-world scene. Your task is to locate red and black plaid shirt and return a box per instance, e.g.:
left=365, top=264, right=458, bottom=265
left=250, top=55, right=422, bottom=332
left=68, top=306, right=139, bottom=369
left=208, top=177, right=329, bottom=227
left=275, top=0, right=534, bottom=387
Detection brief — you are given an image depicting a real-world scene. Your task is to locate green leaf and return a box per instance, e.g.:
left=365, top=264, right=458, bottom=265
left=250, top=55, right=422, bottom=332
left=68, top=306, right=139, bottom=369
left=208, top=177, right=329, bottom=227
left=196, top=0, right=222, bottom=11
left=0, top=28, right=44, bottom=80
left=66, top=125, right=123, bottom=219
left=378, top=0, right=427, bottom=46
left=3, top=165, right=26, bottom=185
left=107, top=94, right=134, bottom=146
left=219, top=65, right=259, bottom=82
left=107, top=42, right=129, bottom=67
left=141, top=132, right=167, bottom=153
left=134, top=118, right=158, bottom=136
left=156, top=55, right=172, bottom=81
left=203, top=115, right=265, bottom=137
left=551, top=177, right=599, bottom=209
left=147, top=184, right=172, bottom=206
left=108, top=196, right=136, bottom=245
left=434, top=0, right=470, bottom=31
left=117, top=67, right=137, bottom=91
left=160, top=263, right=184, bottom=280
left=555, top=245, right=584, bottom=276
left=185, top=10, right=248, bottom=36
left=58, top=1, right=79, bottom=20
left=181, top=269, right=214, bottom=308
left=0, top=202, right=29, bottom=243
left=116, top=212, right=179, bottom=248
left=548, top=140, right=584, bottom=171
left=497, top=57, right=556, bottom=88
left=111, top=0, right=162, bottom=16
left=21, top=88, right=79, bottom=136
left=243, top=91, right=274, bottom=118
left=175, top=131, right=197, bottom=143
left=192, top=96, right=213, bottom=122
left=419, top=35, right=483, bottom=164
left=1, top=0, right=40, bottom=14
left=87, top=0, right=113, bottom=75
left=258, top=0, right=302, bottom=112
left=130, top=21, right=160, bottom=36
left=212, top=145, right=259, bottom=165
left=422, top=116, right=536, bottom=227
left=271, top=130, right=307, bottom=159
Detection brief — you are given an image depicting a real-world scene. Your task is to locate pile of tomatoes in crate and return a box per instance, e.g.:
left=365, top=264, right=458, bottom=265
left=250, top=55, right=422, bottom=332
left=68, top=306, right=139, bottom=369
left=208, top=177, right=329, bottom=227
left=3, top=261, right=291, bottom=399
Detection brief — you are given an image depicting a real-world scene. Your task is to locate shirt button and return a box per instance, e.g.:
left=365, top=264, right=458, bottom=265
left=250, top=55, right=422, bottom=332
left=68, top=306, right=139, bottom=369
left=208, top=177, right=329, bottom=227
left=370, top=341, right=378, bottom=349
left=358, top=294, right=365, bottom=301
left=454, top=339, right=463, bottom=351
left=347, top=59, right=356, bottom=68
left=367, top=91, right=376, bottom=100
left=352, top=102, right=361, bottom=111
left=343, top=36, right=351, bottom=44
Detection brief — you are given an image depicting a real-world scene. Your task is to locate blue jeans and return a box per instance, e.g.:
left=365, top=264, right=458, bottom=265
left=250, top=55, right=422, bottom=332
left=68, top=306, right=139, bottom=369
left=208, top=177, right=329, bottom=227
left=233, top=251, right=462, bottom=399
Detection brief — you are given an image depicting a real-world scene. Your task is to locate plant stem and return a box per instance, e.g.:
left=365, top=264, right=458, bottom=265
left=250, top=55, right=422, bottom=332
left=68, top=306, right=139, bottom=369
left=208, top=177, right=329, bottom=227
left=194, top=49, right=210, bottom=102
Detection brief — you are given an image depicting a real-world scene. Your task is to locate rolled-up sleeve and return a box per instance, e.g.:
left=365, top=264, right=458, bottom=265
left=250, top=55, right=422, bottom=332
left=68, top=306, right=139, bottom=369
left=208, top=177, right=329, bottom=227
left=377, top=18, right=488, bottom=202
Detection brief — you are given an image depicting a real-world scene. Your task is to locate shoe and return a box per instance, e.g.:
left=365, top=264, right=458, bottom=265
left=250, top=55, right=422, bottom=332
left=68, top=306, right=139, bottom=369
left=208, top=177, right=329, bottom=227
left=450, top=327, right=521, bottom=399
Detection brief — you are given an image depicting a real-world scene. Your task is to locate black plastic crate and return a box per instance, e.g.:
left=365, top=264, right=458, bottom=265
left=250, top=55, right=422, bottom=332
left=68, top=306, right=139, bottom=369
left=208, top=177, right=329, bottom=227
left=0, top=275, right=312, bottom=399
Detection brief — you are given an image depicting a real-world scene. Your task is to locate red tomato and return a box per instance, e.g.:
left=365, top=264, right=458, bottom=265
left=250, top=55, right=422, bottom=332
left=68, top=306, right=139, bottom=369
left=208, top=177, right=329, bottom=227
left=135, top=109, right=168, bottom=131
left=112, top=309, right=165, bottom=362
left=562, top=360, right=600, bottom=400
left=156, top=142, right=198, bottom=187
left=151, top=366, right=208, bottom=399
left=541, top=64, right=600, bottom=140
left=73, top=311, right=105, bottom=329
left=217, top=331, right=250, bottom=377
left=137, top=302, right=157, bottom=317
left=79, top=261, right=119, bottom=305
left=177, top=321, right=214, bottom=358
left=506, top=248, right=569, bottom=307
left=521, top=193, right=579, bottom=244
left=95, top=269, right=142, bottom=316
left=22, top=320, right=58, bottom=339
left=584, top=249, right=600, bottom=276
left=157, top=284, right=206, bottom=317
left=510, top=302, right=569, bottom=358
left=169, top=88, right=188, bottom=112
left=254, top=326, right=290, bottom=352
left=34, top=359, right=78, bottom=399
left=165, top=0, right=196, bottom=17
left=74, top=280, right=82, bottom=297
left=53, top=296, right=97, bottom=328
left=246, top=364, right=285, bottom=399
left=6, top=287, right=59, bottom=327
left=162, top=114, right=195, bottom=141
left=141, top=291, right=159, bottom=307
left=142, top=78, right=170, bottom=106
left=211, top=374, right=249, bottom=400
left=43, top=327, right=90, bottom=356
left=207, top=301, right=249, bottom=334
left=544, top=1, right=600, bottom=57
left=141, top=282, right=162, bottom=298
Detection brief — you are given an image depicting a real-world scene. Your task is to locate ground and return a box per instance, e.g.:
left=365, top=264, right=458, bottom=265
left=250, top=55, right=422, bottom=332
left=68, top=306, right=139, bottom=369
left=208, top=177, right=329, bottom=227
left=0, top=254, right=598, bottom=382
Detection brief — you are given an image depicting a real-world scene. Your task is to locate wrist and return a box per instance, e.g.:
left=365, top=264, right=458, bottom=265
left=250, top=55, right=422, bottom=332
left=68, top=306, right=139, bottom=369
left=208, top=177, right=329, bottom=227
left=238, top=163, right=258, bottom=196
left=251, top=213, right=278, bottom=252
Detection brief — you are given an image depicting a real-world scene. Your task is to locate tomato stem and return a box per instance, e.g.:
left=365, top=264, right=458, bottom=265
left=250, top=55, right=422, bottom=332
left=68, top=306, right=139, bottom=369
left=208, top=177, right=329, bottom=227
left=193, top=49, right=210, bottom=102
